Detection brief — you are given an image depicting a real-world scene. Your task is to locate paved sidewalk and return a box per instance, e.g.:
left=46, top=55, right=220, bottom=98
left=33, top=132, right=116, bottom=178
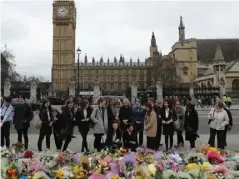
left=9, top=134, right=239, bottom=152
left=195, top=105, right=239, bottom=111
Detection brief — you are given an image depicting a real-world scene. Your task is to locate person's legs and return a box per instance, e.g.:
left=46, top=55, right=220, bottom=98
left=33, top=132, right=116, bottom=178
left=46, top=129, right=52, bottom=150
left=178, top=131, right=184, bottom=145
left=189, top=140, right=195, bottom=149
left=37, top=128, right=45, bottom=151
left=217, top=130, right=225, bottom=149
left=138, top=131, right=143, bottom=146
left=4, top=122, right=11, bottom=148
left=22, top=128, right=29, bottom=149
left=224, top=128, right=228, bottom=147
left=80, top=131, right=89, bottom=152
left=208, top=128, right=216, bottom=147
left=62, top=135, right=72, bottom=151
left=169, top=134, right=174, bottom=149
left=53, top=130, right=60, bottom=150
left=1, top=122, right=5, bottom=147
left=165, top=135, right=169, bottom=151
left=94, top=134, right=103, bottom=151
left=156, top=124, right=162, bottom=149
left=17, top=129, right=23, bottom=143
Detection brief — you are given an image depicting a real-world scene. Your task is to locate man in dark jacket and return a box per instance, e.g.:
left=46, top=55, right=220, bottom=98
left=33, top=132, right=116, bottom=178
left=154, top=99, right=163, bottom=149
left=13, top=95, right=33, bottom=149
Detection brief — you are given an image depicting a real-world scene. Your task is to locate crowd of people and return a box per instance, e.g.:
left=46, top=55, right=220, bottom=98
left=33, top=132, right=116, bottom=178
left=0, top=94, right=233, bottom=153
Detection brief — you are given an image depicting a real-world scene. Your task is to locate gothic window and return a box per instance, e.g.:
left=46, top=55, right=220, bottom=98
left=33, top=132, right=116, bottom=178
left=183, top=66, right=189, bottom=75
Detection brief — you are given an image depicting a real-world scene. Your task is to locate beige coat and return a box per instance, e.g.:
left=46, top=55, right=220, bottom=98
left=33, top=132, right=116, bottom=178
left=144, top=111, right=157, bottom=137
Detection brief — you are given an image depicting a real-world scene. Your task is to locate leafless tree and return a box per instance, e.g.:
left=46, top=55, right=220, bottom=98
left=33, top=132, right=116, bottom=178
left=149, top=53, right=181, bottom=87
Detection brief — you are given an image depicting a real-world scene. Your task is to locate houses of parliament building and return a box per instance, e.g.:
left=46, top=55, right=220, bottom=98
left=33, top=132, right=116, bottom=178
left=51, top=0, right=239, bottom=95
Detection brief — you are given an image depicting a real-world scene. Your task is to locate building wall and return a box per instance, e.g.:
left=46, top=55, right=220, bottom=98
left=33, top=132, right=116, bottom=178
left=171, top=40, right=198, bottom=83
left=52, top=1, right=76, bottom=92
left=73, top=63, right=149, bottom=94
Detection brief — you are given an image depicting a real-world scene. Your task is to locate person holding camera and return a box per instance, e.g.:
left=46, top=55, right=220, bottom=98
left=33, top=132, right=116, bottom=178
left=1, top=96, right=14, bottom=148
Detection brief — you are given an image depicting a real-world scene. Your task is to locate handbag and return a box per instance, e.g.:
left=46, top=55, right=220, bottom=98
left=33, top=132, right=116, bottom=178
left=34, top=115, right=42, bottom=130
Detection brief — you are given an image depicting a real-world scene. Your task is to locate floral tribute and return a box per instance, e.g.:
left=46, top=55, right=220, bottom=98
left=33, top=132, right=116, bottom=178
left=1, top=145, right=239, bottom=179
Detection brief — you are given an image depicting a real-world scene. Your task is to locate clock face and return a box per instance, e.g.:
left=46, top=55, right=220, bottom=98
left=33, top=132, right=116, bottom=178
left=58, top=6, right=68, bottom=17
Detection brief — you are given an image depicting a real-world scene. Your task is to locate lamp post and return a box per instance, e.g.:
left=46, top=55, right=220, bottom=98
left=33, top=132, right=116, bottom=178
left=76, top=46, right=81, bottom=96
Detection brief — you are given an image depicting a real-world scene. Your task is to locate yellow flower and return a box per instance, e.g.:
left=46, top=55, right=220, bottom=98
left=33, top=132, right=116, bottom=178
left=56, top=169, right=64, bottom=178
left=208, top=147, right=217, bottom=152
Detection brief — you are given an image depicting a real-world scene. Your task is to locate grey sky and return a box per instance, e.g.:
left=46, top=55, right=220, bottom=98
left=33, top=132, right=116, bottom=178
left=1, top=1, right=239, bottom=80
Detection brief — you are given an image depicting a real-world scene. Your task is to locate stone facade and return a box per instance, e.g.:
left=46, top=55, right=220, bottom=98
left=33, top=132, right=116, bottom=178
left=51, top=1, right=239, bottom=95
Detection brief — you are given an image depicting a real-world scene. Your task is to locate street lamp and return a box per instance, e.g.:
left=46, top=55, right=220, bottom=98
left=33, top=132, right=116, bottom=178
left=76, top=46, right=81, bottom=96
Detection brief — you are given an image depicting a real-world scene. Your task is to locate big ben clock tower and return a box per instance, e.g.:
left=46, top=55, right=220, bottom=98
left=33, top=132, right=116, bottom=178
left=52, top=0, right=76, bottom=93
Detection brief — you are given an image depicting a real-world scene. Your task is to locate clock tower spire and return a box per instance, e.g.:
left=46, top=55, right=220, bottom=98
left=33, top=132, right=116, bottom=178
left=52, top=0, right=76, bottom=92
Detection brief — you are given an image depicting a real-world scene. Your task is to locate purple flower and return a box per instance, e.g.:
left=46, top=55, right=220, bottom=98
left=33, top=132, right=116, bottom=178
left=154, top=151, right=163, bottom=159
left=124, top=153, right=136, bottom=163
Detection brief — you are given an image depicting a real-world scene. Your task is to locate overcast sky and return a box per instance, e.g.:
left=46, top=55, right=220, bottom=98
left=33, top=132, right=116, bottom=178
left=1, top=1, right=239, bottom=80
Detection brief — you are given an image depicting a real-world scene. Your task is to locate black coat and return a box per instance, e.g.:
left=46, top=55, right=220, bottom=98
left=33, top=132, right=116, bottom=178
left=184, top=109, right=199, bottom=141
left=13, top=103, right=33, bottom=130
left=154, top=106, right=162, bottom=125
left=39, top=108, right=54, bottom=127
left=123, top=130, right=138, bottom=150
left=75, top=107, right=92, bottom=133
left=61, top=107, right=75, bottom=136
left=160, top=107, right=176, bottom=135
left=107, top=105, right=116, bottom=128
left=119, top=106, right=132, bottom=130
left=108, top=128, right=122, bottom=146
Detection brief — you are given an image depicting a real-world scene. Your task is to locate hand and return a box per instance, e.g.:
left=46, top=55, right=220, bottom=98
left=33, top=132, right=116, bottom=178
left=162, top=120, right=166, bottom=124
left=228, top=125, right=232, bottom=131
left=84, top=118, right=89, bottom=121
left=115, top=139, right=120, bottom=143
left=136, top=121, right=141, bottom=124
left=49, top=122, right=53, bottom=126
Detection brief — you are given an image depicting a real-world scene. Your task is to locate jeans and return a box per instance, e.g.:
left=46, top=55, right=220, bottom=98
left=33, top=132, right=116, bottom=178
left=135, top=122, right=144, bottom=146
left=1, top=121, right=11, bottom=148
left=17, top=128, right=29, bottom=149
left=165, top=135, right=173, bottom=150
left=176, top=131, right=184, bottom=145
left=94, top=133, right=104, bottom=152
left=37, top=126, right=52, bottom=151
left=147, top=136, right=156, bottom=150
left=53, top=130, right=62, bottom=150
left=59, top=135, right=72, bottom=151
left=208, top=128, right=225, bottom=149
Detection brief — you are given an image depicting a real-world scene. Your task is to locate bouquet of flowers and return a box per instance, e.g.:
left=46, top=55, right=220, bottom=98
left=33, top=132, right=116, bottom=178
left=55, top=166, right=74, bottom=179
left=5, top=162, right=18, bottom=179
left=162, top=170, right=178, bottom=179
left=9, top=142, right=25, bottom=154
left=207, top=151, right=224, bottom=164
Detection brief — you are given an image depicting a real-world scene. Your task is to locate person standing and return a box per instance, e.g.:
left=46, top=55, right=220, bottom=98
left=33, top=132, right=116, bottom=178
left=59, top=100, right=75, bottom=151
left=75, top=100, right=92, bottom=152
left=154, top=99, right=163, bottom=149
left=13, top=95, right=33, bottom=150
left=90, top=98, right=108, bottom=152
left=174, top=101, right=185, bottom=147
left=144, top=104, right=157, bottom=150
left=184, top=103, right=199, bottom=149
left=37, top=100, right=53, bottom=151
left=208, top=102, right=229, bottom=149
left=222, top=103, right=233, bottom=148
left=132, top=100, right=145, bottom=146
left=106, top=99, right=117, bottom=146
left=161, top=100, right=176, bottom=151
left=52, top=108, right=62, bottom=151
left=1, top=96, right=14, bottom=148
left=119, top=98, right=132, bottom=132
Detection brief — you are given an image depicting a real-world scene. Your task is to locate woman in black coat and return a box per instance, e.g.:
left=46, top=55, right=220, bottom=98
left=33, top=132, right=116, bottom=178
left=123, top=123, right=138, bottom=151
left=59, top=100, right=75, bottom=151
left=52, top=108, right=62, bottom=151
left=37, top=100, right=54, bottom=151
left=184, top=103, right=199, bottom=149
left=161, top=100, right=177, bottom=151
left=107, top=120, right=122, bottom=149
left=119, top=98, right=132, bottom=132
left=75, top=100, right=92, bottom=152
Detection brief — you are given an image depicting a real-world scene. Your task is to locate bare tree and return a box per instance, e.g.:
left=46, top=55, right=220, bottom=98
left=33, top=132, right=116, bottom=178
left=150, top=53, right=181, bottom=87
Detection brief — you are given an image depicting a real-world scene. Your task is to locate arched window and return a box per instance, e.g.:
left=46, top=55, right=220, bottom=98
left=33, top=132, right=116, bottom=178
left=232, top=79, right=239, bottom=91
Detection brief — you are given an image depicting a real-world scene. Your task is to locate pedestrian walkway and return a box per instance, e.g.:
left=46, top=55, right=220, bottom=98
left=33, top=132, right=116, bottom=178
left=10, top=134, right=239, bottom=152
left=195, top=104, right=239, bottom=111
